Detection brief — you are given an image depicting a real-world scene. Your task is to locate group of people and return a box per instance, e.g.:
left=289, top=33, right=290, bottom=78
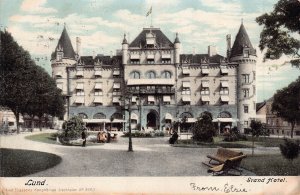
left=97, top=130, right=111, bottom=143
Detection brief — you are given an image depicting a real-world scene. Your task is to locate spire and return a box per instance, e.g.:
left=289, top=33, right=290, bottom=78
left=122, top=33, right=128, bottom=44
left=174, top=32, right=180, bottom=44
left=230, top=23, right=256, bottom=58
left=51, top=25, right=76, bottom=60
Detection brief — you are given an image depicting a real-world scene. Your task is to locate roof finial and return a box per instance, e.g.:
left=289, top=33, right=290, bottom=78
left=241, top=18, right=243, bottom=24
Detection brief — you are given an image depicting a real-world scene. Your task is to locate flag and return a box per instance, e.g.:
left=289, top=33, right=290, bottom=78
left=146, top=6, right=152, bottom=17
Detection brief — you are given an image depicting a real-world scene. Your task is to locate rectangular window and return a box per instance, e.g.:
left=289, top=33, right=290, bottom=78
left=94, top=90, right=103, bottom=96
left=243, top=49, right=249, bottom=58
left=220, top=87, right=229, bottom=95
left=242, top=74, right=250, bottom=84
left=76, top=89, right=84, bottom=96
left=242, top=88, right=249, bottom=98
left=244, top=121, right=248, bottom=127
left=201, top=88, right=210, bottom=95
left=244, top=105, right=249, bottom=113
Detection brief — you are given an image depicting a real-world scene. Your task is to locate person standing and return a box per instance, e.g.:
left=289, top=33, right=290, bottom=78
left=81, top=130, right=86, bottom=147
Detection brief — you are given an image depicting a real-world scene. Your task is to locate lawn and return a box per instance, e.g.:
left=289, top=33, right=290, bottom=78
left=176, top=136, right=299, bottom=148
left=241, top=154, right=300, bottom=176
left=0, top=148, right=62, bottom=177
left=25, top=133, right=58, bottom=144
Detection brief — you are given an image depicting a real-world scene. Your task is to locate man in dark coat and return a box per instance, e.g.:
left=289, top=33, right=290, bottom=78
left=82, top=130, right=87, bottom=147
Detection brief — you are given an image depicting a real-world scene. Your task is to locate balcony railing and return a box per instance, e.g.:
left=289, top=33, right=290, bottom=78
left=129, top=88, right=175, bottom=95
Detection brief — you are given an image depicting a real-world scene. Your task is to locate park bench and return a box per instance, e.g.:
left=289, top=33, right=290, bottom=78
left=206, top=148, right=243, bottom=164
left=204, top=154, right=247, bottom=176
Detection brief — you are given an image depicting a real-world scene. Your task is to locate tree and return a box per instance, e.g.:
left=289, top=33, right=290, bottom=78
left=60, top=116, right=85, bottom=143
left=0, top=30, right=37, bottom=133
left=250, top=120, right=265, bottom=155
left=272, top=77, right=300, bottom=138
left=256, top=0, right=300, bottom=66
left=280, top=138, right=300, bottom=164
left=191, top=115, right=215, bottom=142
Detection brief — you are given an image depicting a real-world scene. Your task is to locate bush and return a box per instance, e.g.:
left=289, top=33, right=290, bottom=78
left=191, top=115, right=216, bottom=142
left=280, top=138, right=300, bottom=162
left=223, top=126, right=247, bottom=142
left=59, top=116, right=85, bottom=144
left=123, top=130, right=164, bottom=138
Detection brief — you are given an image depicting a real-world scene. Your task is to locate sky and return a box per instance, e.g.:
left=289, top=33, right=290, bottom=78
left=0, top=0, right=299, bottom=102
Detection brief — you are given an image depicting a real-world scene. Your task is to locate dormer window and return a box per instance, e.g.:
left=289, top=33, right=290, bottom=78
left=243, top=48, right=250, bottom=58
left=146, top=32, right=156, bottom=48
left=57, top=52, right=63, bottom=61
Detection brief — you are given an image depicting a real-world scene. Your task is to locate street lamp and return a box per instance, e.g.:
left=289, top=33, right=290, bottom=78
left=120, top=89, right=134, bottom=152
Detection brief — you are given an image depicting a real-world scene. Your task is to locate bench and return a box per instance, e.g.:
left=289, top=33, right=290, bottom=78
left=205, top=154, right=247, bottom=176
left=207, top=148, right=243, bottom=164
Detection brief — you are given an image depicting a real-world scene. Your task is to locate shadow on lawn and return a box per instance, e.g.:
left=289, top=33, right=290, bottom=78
left=0, top=148, right=62, bottom=177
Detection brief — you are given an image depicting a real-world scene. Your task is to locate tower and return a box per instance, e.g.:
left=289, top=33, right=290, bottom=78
left=51, top=25, right=77, bottom=120
left=230, top=23, right=257, bottom=133
left=174, top=32, right=181, bottom=65
left=121, top=34, right=128, bottom=65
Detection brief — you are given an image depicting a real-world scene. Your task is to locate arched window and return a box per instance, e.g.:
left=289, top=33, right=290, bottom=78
left=111, top=112, right=123, bottom=119
left=217, top=111, right=232, bottom=118
left=161, top=71, right=171, bottom=78
left=200, top=111, right=213, bottom=120
left=130, top=71, right=140, bottom=79
left=93, top=113, right=106, bottom=119
left=78, top=113, right=88, bottom=119
left=179, top=112, right=193, bottom=118
left=146, top=71, right=156, bottom=79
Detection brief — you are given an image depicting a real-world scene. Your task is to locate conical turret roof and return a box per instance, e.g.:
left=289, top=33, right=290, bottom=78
left=230, top=23, right=256, bottom=58
left=51, top=26, right=76, bottom=60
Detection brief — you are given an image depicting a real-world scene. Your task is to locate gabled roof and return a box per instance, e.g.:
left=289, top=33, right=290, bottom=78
left=78, top=55, right=122, bottom=66
left=129, top=28, right=173, bottom=48
left=180, top=54, right=226, bottom=64
left=52, top=26, right=76, bottom=60
left=230, top=23, right=256, bottom=58
left=256, top=101, right=266, bottom=112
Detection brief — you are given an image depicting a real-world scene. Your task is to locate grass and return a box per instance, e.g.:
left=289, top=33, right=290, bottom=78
left=0, top=148, right=62, bottom=177
left=241, top=154, right=300, bottom=176
left=175, top=136, right=300, bottom=148
left=25, top=133, right=58, bottom=144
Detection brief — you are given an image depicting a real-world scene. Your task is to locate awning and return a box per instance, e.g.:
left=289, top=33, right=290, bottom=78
left=76, top=83, right=84, bottom=89
left=75, top=96, right=84, bottom=103
left=131, top=113, right=138, bottom=120
left=131, top=96, right=137, bottom=102
left=221, top=96, right=229, bottom=102
left=201, top=96, right=210, bottom=101
left=147, top=54, right=155, bottom=59
left=113, top=70, right=120, bottom=75
left=182, top=68, right=190, bottom=75
left=94, top=96, right=103, bottom=103
left=148, top=95, right=155, bottom=102
left=182, top=81, right=191, bottom=88
left=112, top=119, right=126, bottom=123
left=112, top=97, right=120, bottom=103
left=182, top=96, right=191, bottom=102
left=57, top=83, right=63, bottom=90
left=94, top=83, right=102, bottom=89
left=130, top=54, right=140, bottom=60
left=202, top=68, right=209, bottom=74
left=162, top=54, right=171, bottom=59
left=221, top=81, right=229, bottom=88
left=127, top=79, right=175, bottom=85
left=94, top=70, right=102, bottom=76
left=83, top=119, right=110, bottom=123
left=76, top=70, right=84, bottom=76
left=6, top=117, right=16, bottom=122
left=202, top=81, right=209, bottom=88
left=163, top=95, right=171, bottom=102
left=55, top=72, right=62, bottom=77
left=187, top=118, right=197, bottom=123
left=213, top=118, right=234, bottom=122
left=165, top=113, right=173, bottom=120
left=113, top=83, right=120, bottom=89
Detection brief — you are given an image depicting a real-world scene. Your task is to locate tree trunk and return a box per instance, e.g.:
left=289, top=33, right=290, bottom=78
left=39, top=118, right=42, bottom=131
left=31, top=116, right=34, bottom=131
left=291, top=122, right=295, bottom=139
left=12, top=109, right=20, bottom=134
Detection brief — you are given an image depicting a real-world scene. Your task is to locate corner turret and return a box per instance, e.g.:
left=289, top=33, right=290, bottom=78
left=174, top=33, right=181, bottom=64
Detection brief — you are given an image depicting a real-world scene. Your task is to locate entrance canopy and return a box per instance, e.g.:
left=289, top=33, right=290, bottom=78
left=212, top=118, right=234, bottom=122
left=165, top=113, right=173, bottom=120
left=83, top=119, right=110, bottom=123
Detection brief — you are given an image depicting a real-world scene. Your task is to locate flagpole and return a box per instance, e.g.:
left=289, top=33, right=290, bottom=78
left=151, top=5, right=153, bottom=27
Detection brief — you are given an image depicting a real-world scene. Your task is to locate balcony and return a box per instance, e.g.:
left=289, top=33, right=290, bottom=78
left=129, top=87, right=175, bottom=95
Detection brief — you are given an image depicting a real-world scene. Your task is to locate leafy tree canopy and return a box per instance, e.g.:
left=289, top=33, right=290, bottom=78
left=256, top=0, right=300, bottom=66
left=272, top=76, right=300, bottom=138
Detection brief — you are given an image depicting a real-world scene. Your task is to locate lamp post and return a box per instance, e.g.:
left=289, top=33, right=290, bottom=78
left=121, top=90, right=133, bottom=152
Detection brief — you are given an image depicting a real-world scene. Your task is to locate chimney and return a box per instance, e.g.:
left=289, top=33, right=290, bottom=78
left=208, top=45, right=217, bottom=57
left=76, top=37, right=81, bottom=56
left=226, top=34, right=231, bottom=58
